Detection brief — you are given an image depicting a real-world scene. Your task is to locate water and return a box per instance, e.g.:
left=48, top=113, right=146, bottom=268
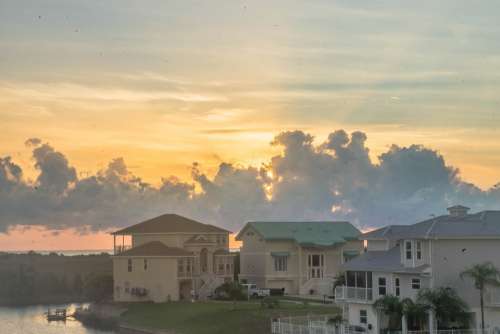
left=0, top=304, right=114, bottom=334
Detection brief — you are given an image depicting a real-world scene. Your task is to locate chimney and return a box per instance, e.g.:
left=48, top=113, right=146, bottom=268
left=447, top=205, right=470, bottom=217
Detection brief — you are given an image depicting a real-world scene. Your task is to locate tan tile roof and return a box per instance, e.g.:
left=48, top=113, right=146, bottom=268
left=213, top=249, right=234, bottom=256
left=112, top=214, right=231, bottom=235
left=184, top=235, right=216, bottom=244
left=114, top=241, right=194, bottom=257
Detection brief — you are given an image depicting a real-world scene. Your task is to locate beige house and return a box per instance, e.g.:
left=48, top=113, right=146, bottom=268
left=112, top=214, right=234, bottom=302
left=336, top=205, right=500, bottom=333
left=236, top=221, right=363, bottom=296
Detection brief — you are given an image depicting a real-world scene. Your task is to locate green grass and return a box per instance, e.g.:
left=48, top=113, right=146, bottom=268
left=121, top=300, right=341, bottom=334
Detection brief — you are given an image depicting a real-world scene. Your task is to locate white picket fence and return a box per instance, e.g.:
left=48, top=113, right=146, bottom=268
left=270, top=315, right=362, bottom=334
left=270, top=316, right=498, bottom=334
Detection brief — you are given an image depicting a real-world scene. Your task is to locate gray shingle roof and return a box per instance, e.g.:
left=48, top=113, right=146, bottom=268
left=341, top=247, right=430, bottom=274
left=363, top=210, right=500, bottom=240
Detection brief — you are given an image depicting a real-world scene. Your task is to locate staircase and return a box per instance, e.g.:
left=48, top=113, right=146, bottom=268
left=197, top=274, right=224, bottom=300
left=299, top=278, right=334, bottom=296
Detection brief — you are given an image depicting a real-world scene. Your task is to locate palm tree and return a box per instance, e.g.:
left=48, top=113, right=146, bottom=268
left=417, top=287, right=469, bottom=329
left=374, top=295, right=404, bottom=330
left=460, top=262, right=500, bottom=332
left=401, top=298, right=428, bottom=330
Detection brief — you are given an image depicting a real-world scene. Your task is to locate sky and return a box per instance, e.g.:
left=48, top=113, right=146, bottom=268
left=1, top=0, right=500, bottom=250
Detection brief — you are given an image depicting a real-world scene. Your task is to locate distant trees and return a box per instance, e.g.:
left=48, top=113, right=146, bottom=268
left=83, top=274, right=114, bottom=303
left=0, top=253, right=112, bottom=305
left=461, top=262, right=500, bottom=332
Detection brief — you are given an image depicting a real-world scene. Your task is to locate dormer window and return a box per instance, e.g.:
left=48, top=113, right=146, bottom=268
left=405, top=241, right=412, bottom=260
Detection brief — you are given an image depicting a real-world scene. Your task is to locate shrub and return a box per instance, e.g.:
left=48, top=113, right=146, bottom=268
left=260, top=297, right=280, bottom=309
left=214, top=282, right=246, bottom=301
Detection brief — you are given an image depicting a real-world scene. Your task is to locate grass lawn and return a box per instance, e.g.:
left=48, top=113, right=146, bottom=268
left=121, top=300, right=341, bottom=334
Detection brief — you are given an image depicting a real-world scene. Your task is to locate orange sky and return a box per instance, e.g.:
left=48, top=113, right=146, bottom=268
left=2, top=1, right=500, bottom=250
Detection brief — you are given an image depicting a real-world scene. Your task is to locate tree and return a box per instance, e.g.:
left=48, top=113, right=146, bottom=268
left=374, top=295, right=404, bottom=330
left=401, top=298, right=428, bottom=330
left=460, top=262, right=500, bottom=332
left=417, top=287, right=469, bottom=329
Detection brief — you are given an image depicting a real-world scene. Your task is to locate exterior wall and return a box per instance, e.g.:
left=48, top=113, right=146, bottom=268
left=239, top=229, right=364, bottom=295
left=366, top=240, right=388, bottom=251
left=238, top=226, right=268, bottom=288
left=346, top=303, right=378, bottom=334
left=431, top=239, right=500, bottom=329
left=113, top=257, right=180, bottom=302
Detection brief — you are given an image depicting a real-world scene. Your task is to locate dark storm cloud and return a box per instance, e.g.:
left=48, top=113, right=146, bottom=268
left=1, top=130, right=499, bottom=233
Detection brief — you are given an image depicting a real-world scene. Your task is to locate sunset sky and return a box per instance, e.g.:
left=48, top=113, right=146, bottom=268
left=1, top=1, right=500, bottom=250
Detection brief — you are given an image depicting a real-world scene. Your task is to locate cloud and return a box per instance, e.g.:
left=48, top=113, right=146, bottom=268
left=0, top=130, right=499, bottom=234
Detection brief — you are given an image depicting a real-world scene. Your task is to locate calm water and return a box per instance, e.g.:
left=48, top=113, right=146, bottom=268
left=0, top=304, right=114, bottom=334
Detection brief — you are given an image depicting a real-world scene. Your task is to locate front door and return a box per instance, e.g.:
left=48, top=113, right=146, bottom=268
left=307, top=254, right=324, bottom=279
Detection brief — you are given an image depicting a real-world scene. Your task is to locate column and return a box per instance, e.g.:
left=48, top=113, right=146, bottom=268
left=428, top=310, right=435, bottom=334
left=401, top=314, right=408, bottom=334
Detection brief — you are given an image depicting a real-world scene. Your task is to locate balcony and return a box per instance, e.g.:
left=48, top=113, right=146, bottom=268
left=114, top=245, right=132, bottom=254
left=335, top=286, right=373, bottom=303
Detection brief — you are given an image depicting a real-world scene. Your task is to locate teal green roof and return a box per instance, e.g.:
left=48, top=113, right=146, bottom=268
left=343, top=250, right=361, bottom=257
left=238, top=221, right=361, bottom=247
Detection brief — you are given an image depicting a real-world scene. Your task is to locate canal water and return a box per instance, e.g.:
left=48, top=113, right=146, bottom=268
left=0, top=303, right=114, bottom=334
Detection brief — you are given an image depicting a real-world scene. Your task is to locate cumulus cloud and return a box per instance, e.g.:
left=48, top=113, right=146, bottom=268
left=0, top=130, right=499, bottom=234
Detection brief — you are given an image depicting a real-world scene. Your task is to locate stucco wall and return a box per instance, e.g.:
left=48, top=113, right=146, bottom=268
left=431, top=239, right=500, bottom=316
left=367, top=240, right=388, bottom=251
left=113, top=257, right=180, bottom=302
left=239, top=229, right=363, bottom=294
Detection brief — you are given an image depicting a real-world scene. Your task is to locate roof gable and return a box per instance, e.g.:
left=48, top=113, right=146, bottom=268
left=237, top=221, right=360, bottom=247
left=112, top=214, right=231, bottom=235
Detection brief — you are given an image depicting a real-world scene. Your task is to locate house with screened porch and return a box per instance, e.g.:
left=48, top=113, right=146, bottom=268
left=236, top=221, right=363, bottom=296
left=335, top=205, right=500, bottom=334
left=111, top=214, right=235, bottom=302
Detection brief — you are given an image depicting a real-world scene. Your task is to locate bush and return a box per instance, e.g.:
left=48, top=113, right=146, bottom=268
left=260, top=297, right=280, bottom=309
left=214, top=282, right=246, bottom=301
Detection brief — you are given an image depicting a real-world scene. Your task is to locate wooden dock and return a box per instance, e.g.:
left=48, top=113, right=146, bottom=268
left=46, top=308, right=67, bottom=321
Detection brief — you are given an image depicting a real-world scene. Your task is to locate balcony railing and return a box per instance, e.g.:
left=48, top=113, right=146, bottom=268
left=114, top=245, right=132, bottom=254
left=335, top=286, right=373, bottom=302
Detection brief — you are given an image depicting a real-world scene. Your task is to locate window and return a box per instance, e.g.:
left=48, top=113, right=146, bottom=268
left=274, top=256, right=288, bottom=272
left=128, top=259, right=132, bottom=272
left=178, top=259, right=184, bottom=274
left=144, top=259, right=148, bottom=271
left=395, top=278, right=400, bottom=297
left=378, top=277, right=387, bottom=295
left=416, top=241, right=422, bottom=260
left=411, top=278, right=421, bottom=290
left=360, top=309, right=368, bottom=324
left=405, top=241, right=413, bottom=260
left=124, top=281, right=130, bottom=293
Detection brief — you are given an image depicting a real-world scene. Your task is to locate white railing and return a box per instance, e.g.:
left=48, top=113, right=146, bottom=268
left=335, top=286, right=373, bottom=302
left=408, top=330, right=495, bottom=334
left=114, top=245, right=132, bottom=254
left=271, top=317, right=367, bottom=334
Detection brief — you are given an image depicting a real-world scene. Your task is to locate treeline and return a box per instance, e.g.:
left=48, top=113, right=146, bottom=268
left=0, top=252, right=112, bottom=305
